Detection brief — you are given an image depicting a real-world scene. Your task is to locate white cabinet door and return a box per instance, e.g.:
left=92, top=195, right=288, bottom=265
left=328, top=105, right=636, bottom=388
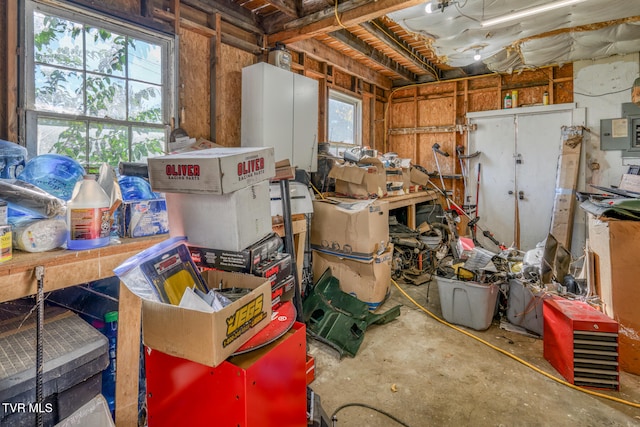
left=468, top=115, right=516, bottom=247
left=293, top=74, right=319, bottom=172
left=241, top=62, right=319, bottom=172
left=467, top=105, right=581, bottom=251
left=241, top=63, right=294, bottom=163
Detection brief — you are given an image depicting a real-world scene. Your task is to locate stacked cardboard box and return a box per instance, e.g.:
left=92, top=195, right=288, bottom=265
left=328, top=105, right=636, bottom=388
left=310, top=197, right=391, bottom=310
left=147, top=146, right=293, bottom=310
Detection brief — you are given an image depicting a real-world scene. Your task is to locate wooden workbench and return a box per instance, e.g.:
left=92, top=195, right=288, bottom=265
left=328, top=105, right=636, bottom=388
left=0, top=235, right=166, bottom=426
left=384, top=190, right=439, bottom=228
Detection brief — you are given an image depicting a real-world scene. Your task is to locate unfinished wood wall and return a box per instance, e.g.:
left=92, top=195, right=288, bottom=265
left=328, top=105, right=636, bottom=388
left=387, top=65, right=574, bottom=208
left=218, top=44, right=255, bottom=146
left=179, top=28, right=211, bottom=139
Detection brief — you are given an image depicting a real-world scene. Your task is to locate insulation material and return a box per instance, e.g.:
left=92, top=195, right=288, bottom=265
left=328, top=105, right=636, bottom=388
left=389, top=1, right=640, bottom=72
left=521, top=22, right=640, bottom=66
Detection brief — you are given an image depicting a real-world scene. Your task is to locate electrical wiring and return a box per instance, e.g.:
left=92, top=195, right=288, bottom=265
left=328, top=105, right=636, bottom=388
left=391, top=278, right=640, bottom=410
left=331, top=402, right=414, bottom=427
left=334, top=0, right=348, bottom=30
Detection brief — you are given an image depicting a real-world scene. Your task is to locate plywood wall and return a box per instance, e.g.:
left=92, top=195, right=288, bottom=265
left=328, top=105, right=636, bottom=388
left=218, top=43, right=255, bottom=146
left=179, top=28, right=211, bottom=139
left=387, top=65, right=574, bottom=207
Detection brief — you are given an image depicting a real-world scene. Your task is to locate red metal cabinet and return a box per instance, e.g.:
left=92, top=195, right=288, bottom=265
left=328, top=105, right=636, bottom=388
left=145, top=322, right=307, bottom=427
left=543, top=297, right=619, bottom=390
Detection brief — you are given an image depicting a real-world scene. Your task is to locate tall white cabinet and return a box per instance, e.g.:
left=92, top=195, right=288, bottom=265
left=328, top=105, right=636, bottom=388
left=241, top=62, right=319, bottom=172
left=466, top=104, right=586, bottom=253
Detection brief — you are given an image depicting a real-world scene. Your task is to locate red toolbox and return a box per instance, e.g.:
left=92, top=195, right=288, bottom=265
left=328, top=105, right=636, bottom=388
left=145, top=322, right=307, bottom=427
left=543, top=297, right=619, bottom=390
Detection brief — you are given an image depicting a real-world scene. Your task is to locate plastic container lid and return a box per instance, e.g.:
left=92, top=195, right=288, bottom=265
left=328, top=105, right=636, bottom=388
left=18, top=153, right=85, bottom=200
left=104, top=311, right=118, bottom=323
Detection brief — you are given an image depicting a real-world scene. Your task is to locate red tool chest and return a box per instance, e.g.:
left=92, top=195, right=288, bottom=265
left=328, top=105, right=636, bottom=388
left=145, top=322, right=307, bottom=427
left=543, top=297, right=619, bottom=390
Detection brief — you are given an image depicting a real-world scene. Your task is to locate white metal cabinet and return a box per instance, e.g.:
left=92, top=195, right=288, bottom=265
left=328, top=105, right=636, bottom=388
left=241, top=62, right=319, bottom=172
left=467, top=104, right=585, bottom=251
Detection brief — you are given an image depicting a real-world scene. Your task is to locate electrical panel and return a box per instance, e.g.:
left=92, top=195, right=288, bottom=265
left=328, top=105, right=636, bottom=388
left=601, top=102, right=640, bottom=155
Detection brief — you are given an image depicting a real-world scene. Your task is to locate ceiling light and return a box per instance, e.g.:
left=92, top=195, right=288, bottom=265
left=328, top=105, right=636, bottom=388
left=481, top=0, right=588, bottom=27
left=425, top=0, right=450, bottom=14
left=473, top=50, right=481, bottom=61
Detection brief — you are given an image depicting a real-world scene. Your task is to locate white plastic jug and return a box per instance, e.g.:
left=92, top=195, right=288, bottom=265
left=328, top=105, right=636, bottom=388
left=67, top=175, right=111, bottom=250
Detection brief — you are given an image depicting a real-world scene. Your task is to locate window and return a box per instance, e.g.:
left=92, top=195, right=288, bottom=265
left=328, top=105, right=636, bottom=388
left=327, top=90, right=361, bottom=154
left=22, top=1, right=175, bottom=167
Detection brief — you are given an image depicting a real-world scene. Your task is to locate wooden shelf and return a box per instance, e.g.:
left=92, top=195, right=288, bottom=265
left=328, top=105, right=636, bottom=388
left=0, top=235, right=167, bottom=426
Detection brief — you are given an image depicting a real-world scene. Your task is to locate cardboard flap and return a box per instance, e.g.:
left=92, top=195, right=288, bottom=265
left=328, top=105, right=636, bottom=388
left=328, top=163, right=367, bottom=184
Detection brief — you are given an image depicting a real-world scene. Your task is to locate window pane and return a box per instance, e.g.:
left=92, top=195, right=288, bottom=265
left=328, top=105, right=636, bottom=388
left=129, top=81, right=162, bottom=123
left=37, top=117, right=87, bottom=160
left=89, top=123, right=129, bottom=166
left=128, top=38, right=162, bottom=85
left=86, top=73, right=126, bottom=120
left=131, top=127, right=165, bottom=162
left=328, top=98, right=355, bottom=144
left=35, top=65, right=84, bottom=114
left=85, top=27, right=126, bottom=76
left=34, top=12, right=83, bottom=69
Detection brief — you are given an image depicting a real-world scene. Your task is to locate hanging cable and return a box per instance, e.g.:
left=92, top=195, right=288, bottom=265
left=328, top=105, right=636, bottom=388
left=334, top=0, right=349, bottom=30
left=391, top=279, right=640, bottom=409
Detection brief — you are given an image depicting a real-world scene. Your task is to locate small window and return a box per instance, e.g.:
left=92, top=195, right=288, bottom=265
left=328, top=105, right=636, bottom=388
left=328, top=90, right=361, bottom=148
left=23, top=1, right=175, bottom=167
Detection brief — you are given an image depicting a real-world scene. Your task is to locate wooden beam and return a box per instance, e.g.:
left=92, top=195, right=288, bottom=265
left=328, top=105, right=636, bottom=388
left=153, top=8, right=262, bottom=53
left=388, top=124, right=477, bottom=135
left=6, top=0, right=18, bottom=142
left=264, top=0, right=299, bottom=18
left=267, top=0, right=426, bottom=44
left=360, top=19, right=441, bottom=81
left=210, top=13, right=221, bottom=141
left=182, top=0, right=262, bottom=35
left=329, top=29, right=416, bottom=83
left=290, top=38, right=392, bottom=89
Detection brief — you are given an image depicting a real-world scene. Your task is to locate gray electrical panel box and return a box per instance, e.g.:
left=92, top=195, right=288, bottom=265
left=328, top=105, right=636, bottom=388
left=600, top=117, right=629, bottom=150
left=601, top=103, right=640, bottom=155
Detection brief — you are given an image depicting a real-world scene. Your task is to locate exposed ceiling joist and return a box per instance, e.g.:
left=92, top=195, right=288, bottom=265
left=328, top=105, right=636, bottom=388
left=262, top=0, right=299, bottom=18
left=290, top=38, right=393, bottom=89
left=266, top=0, right=426, bottom=44
left=183, top=0, right=261, bottom=34
left=360, top=19, right=441, bottom=81
left=329, top=29, right=416, bottom=83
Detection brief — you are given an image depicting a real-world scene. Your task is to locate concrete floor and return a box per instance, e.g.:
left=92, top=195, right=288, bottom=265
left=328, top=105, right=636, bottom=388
left=308, top=279, right=640, bottom=427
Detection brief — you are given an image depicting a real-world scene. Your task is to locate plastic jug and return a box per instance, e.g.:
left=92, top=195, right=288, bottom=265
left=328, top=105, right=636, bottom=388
left=67, top=175, right=111, bottom=250
left=18, top=153, right=85, bottom=200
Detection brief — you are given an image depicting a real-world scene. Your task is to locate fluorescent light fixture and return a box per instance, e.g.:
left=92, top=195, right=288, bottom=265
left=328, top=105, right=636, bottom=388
left=425, top=0, right=451, bottom=14
left=473, top=50, right=481, bottom=61
left=481, top=0, right=588, bottom=27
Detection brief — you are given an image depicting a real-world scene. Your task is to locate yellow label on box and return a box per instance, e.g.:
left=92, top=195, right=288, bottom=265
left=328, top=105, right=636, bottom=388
left=0, top=226, right=12, bottom=262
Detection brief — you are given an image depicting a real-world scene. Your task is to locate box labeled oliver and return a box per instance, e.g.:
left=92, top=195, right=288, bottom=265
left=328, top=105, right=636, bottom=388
left=147, top=146, right=275, bottom=195
left=141, top=269, right=271, bottom=367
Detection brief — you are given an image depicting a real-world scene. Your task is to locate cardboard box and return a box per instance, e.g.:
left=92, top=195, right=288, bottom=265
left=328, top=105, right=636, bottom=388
left=189, top=233, right=283, bottom=273
left=311, top=198, right=389, bottom=258
left=148, top=146, right=275, bottom=195
left=588, top=215, right=640, bottom=375
left=167, top=180, right=272, bottom=251
left=253, top=253, right=292, bottom=286
left=409, top=167, right=430, bottom=187
left=329, top=158, right=386, bottom=198
left=270, top=182, right=314, bottom=217
left=312, top=247, right=393, bottom=311
left=118, top=199, right=169, bottom=238
left=141, top=270, right=272, bottom=367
